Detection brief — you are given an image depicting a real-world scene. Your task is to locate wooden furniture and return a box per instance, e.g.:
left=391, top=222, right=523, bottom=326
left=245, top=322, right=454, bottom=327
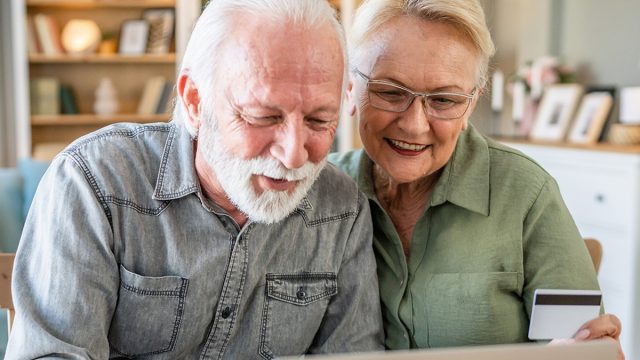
left=584, top=238, right=603, bottom=274
left=0, top=253, right=16, bottom=333
left=19, top=0, right=201, bottom=155
left=501, top=139, right=640, bottom=360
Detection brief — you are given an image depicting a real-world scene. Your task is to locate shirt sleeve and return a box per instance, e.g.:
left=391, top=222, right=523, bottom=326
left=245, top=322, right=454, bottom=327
left=521, top=177, right=600, bottom=318
left=307, top=191, right=385, bottom=353
left=6, top=154, right=119, bottom=358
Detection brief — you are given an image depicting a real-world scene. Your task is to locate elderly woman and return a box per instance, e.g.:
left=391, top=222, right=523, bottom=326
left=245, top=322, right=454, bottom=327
left=329, top=0, right=623, bottom=356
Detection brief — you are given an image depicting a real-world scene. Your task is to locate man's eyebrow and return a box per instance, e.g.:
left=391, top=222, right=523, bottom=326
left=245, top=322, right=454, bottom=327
left=309, top=105, right=340, bottom=114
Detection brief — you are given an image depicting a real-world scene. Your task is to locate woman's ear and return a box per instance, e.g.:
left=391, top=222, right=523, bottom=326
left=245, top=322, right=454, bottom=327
left=462, top=87, right=483, bottom=130
left=345, top=74, right=357, bottom=117
left=177, top=71, right=202, bottom=131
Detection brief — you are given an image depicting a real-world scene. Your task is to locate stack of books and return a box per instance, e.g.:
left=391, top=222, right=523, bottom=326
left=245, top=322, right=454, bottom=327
left=30, top=78, right=79, bottom=115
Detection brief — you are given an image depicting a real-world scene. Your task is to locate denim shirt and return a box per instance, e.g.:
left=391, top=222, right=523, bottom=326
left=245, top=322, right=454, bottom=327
left=7, top=122, right=383, bottom=359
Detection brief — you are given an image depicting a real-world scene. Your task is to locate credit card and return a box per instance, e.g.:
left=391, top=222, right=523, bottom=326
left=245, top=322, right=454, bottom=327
left=528, top=289, right=602, bottom=340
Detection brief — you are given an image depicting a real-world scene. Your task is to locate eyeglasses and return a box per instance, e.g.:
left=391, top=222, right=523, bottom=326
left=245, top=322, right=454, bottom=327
left=354, top=69, right=476, bottom=120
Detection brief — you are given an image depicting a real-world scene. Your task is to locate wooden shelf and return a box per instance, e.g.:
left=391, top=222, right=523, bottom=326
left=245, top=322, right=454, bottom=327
left=495, top=137, right=640, bottom=154
left=26, top=0, right=175, bottom=8
left=29, top=54, right=176, bottom=64
left=32, top=114, right=171, bottom=126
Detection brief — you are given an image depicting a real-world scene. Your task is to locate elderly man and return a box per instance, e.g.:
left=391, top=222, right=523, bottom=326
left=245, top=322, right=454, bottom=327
left=6, top=0, right=383, bottom=358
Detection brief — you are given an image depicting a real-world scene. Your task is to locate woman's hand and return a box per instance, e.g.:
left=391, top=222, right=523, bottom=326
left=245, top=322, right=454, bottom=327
left=550, top=314, right=624, bottom=360
left=574, top=314, right=624, bottom=360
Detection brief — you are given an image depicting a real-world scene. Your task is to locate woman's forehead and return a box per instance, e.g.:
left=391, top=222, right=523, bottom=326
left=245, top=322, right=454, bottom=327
left=362, top=17, right=480, bottom=90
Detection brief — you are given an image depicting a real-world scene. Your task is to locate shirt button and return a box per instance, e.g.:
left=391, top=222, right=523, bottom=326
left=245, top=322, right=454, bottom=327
left=221, top=306, right=232, bottom=319
left=296, top=288, right=306, bottom=300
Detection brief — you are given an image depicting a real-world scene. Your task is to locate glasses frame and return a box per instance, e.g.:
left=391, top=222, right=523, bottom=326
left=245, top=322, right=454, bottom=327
left=354, top=69, right=477, bottom=120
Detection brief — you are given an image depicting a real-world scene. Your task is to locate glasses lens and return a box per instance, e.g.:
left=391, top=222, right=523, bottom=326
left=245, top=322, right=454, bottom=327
left=425, top=94, right=472, bottom=119
left=367, top=82, right=413, bottom=112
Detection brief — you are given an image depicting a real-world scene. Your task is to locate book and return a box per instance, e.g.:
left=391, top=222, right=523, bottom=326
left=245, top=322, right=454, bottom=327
left=33, top=13, right=63, bottom=55
left=30, top=77, right=60, bottom=115
left=137, top=76, right=166, bottom=115
left=26, top=16, right=41, bottom=54
left=155, top=81, right=174, bottom=114
left=60, top=85, right=78, bottom=114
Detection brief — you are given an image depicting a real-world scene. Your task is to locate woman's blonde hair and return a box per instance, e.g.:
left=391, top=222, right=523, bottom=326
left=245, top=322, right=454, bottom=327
left=350, top=0, right=495, bottom=88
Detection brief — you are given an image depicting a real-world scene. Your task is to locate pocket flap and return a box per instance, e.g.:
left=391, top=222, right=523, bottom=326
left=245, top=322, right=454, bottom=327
left=119, top=264, right=188, bottom=296
left=266, top=273, right=337, bottom=306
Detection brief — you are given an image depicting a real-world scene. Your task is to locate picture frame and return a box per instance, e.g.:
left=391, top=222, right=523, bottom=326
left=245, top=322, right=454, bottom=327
left=584, top=86, right=617, bottom=142
left=530, top=84, right=584, bottom=141
left=567, top=92, right=614, bottom=144
left=142, top=8, right=175, bottom=54
left=118, top=19, right=149, bottom=55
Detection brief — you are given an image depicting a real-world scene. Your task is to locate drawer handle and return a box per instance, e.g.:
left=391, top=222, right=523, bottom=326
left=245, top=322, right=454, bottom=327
left=595, top=194, right=605, bottom=203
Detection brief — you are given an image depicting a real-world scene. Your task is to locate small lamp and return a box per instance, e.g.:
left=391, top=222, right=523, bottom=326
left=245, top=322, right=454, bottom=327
left=61, top=19, right=102, bottom=54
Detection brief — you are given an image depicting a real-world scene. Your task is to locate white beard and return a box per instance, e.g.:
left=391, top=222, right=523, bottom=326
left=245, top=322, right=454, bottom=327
left=200, top=124, right=326, bottom=224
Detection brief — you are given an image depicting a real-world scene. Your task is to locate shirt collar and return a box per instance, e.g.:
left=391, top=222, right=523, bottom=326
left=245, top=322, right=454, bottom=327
left=355, top=125, right=491, bottom=216
left=430, top=125, right=490, bottom=215
left=153, top=121, right=200, bottom=200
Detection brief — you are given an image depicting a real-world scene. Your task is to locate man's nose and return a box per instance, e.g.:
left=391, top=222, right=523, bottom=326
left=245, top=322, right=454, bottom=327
left=271, top=118, right=309, bottom=169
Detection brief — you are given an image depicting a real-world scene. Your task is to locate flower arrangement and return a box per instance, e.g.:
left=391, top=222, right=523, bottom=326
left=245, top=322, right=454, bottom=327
left=511, top=56, right=577, bottom=100
left=506, top=56, right=577, bottom=136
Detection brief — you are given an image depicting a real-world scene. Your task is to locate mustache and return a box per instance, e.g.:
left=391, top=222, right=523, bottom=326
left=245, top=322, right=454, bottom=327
left=244, top=156, right=326, bottom=182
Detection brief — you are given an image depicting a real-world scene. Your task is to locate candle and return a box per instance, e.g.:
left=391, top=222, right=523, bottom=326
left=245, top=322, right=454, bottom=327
left=491, top=69, right=504, bottom=112
left=512, top=81, right=526, bottom=122
left=529, top=61, right=543, bottom=100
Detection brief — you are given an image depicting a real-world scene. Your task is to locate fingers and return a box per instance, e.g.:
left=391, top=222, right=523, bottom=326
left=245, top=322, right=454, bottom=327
left=577, top=314, right=622, bottom=340
left=575, top=314, right=625, bottom=360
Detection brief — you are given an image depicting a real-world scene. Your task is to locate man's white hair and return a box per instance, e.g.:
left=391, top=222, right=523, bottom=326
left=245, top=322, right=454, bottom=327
left=174, top=0, right=349, bottom=137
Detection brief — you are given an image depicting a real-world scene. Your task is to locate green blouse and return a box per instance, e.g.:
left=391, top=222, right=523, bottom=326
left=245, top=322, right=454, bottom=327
left=328, top=126, right=599, bottom=349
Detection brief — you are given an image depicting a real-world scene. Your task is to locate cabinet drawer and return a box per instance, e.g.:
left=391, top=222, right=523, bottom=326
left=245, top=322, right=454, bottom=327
left=543, top=165, right=633, bottom=229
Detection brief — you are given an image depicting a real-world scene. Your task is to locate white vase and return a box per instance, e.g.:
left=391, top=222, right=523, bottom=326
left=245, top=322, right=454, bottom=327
left=94, top=77, right=119, bottom=116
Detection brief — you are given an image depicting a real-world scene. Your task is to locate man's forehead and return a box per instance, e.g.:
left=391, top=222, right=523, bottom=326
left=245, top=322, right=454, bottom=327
left=221, top=13, right=343, bottom=70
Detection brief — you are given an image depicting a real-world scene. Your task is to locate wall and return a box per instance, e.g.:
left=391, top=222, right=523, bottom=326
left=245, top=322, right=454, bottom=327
left=474, top=0, right=556, bottom=135
left=474, top=0, right=640, bottom=136
left=560, top=0, right=640, bottom=86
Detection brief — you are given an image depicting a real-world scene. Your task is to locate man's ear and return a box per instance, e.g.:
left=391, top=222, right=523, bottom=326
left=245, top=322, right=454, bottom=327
left=177, top=71, right=202, bottom=131
left=345, top=74, right=357, bottom=117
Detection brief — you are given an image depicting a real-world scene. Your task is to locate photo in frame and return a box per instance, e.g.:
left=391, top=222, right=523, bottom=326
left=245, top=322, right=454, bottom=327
left=568, top=92, right=613, bottom=144
left=118, top=19, right=149, bottom=55
left=530, top=84, right=584, bottom=141
left=143, top=8, right=175, bottom=54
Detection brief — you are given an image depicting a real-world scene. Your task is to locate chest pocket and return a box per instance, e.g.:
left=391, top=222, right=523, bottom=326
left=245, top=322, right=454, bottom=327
left=258, top=273, right=337, bottom=359
left=109, top=265, right=189, bottom=358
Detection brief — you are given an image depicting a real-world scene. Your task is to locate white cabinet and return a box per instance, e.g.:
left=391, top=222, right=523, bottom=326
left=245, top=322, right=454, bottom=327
left=504, top=141, right=640, bottom=359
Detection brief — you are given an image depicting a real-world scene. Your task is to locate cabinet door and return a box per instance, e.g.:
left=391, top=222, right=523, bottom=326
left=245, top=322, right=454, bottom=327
left=577, top=223, right=635, bottom=360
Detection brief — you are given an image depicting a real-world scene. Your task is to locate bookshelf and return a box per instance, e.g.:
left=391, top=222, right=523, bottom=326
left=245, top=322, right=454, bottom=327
left=29, top=54, right=176, bottom=64
left=14, top=0, right=357, bottom=157
left=20, top=0, right=200, bottom=155
left=32, top=114, right=171, bottom=126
